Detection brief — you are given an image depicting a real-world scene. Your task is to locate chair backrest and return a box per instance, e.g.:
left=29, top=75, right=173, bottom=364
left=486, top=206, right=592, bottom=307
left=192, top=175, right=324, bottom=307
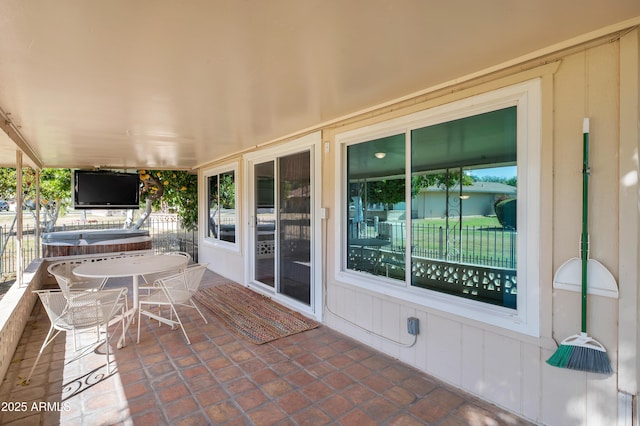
left=182, top=263, right=207, bottom=292
left=47, top=252, right=151, bottom=278
left=166, top=251, right=191, bottom=263
left=158, top=263, right=208, bottom=303
left=48, top=261, right=80, bottom=282
left=47, top=260, right=106, bottom=292
left=69, top=288, right=128, bottom=327
left=34, top=290, right=69, bottom=325
left=141, top=252, right=190, bottom=284
left=50, top=273, right=72, bottom=294
left=35, top=288, right=127, bottom=331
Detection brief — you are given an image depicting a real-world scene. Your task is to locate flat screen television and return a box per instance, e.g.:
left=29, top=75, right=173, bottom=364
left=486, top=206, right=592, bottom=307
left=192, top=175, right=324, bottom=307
left=74, top=170, right=140, bottom=209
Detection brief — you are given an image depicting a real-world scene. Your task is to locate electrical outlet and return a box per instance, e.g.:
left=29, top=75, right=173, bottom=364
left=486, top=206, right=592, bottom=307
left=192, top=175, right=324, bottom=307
left=407, top=317, right=419, bottom=336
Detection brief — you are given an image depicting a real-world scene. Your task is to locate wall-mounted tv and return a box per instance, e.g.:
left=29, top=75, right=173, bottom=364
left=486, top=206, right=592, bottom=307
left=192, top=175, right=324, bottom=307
left=74, top=170, right=140, bottom=209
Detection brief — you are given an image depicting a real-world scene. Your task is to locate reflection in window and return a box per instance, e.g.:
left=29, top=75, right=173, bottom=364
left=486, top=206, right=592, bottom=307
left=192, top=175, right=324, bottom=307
left=346, top=134, right=406, bottom=276
left=345, top=107, right=518, bottom=309
left=208, top=171, right=236, bottom=243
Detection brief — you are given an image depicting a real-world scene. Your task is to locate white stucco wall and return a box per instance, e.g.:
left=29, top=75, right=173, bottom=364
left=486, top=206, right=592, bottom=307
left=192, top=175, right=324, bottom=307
left=320, top=32, right=636, bottom=425
left=197, top=26, right=640, bottom=425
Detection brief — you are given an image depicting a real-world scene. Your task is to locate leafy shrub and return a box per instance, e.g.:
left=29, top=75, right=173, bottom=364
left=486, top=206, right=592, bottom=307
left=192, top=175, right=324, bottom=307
left=494, top=198, right=517, bottom=230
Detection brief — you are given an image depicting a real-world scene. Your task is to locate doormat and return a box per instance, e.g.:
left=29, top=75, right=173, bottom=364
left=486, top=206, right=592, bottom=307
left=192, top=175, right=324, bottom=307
left=193, top=283, right=319, bottom=344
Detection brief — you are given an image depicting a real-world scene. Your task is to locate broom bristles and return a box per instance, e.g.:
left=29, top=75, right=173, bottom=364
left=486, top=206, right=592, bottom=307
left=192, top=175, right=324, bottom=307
left=546, top=344, right=572, bottom=368
left=546, top=333, right=613, bottom=374
left=566, top=346, right=613, bottom=374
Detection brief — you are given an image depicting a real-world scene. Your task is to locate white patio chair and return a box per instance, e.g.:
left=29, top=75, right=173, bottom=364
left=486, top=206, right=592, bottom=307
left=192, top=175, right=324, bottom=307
left=141, top=251, right=191, bottom=284
left=25, top=287, right=128, bottom=384
left=137, top=263, right=208, bottom=344
left=47, top=260, right=108, bottom=295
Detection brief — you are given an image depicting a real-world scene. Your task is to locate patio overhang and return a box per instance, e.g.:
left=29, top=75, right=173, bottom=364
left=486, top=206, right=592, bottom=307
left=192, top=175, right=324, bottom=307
left=0, top=2, right=638, bottom=171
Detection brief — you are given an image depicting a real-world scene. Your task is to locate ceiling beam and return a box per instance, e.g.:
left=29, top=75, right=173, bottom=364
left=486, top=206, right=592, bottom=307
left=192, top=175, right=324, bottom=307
left=0, top=106, right=42, bottom=170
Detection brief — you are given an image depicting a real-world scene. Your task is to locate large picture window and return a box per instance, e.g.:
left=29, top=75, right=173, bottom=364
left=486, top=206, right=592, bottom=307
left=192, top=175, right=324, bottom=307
left=338, top=80, right=541, bottom=336
left=207, top=169, right=236, bottom=244
left=409, top=107, right=517, bottom=308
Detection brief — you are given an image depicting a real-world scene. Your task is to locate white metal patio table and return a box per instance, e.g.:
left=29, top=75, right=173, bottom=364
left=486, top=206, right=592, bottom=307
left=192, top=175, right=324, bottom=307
left=73, top=254, right=189, bottom=346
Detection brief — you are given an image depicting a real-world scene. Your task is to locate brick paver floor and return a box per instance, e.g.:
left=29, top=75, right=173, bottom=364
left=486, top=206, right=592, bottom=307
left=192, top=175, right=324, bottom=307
left=0, top=270, right=535, bottom=425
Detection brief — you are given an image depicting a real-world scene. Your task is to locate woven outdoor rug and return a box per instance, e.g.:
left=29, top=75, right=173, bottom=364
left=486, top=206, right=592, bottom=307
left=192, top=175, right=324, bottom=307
left=194, top=283, right=319, bottom=344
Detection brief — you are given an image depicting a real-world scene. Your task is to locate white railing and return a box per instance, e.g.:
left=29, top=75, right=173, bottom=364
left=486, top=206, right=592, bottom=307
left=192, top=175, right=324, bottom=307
left=0, top=214, right=198, bottom=277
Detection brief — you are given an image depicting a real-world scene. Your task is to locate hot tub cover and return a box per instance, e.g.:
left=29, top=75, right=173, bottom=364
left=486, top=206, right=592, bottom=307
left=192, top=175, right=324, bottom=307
left=42, top=229, right=150, bottom=245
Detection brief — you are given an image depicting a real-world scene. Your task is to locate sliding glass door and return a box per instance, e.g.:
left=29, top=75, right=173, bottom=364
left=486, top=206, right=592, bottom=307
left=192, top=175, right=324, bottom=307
left=251, top=151, right=312, bottom=306
left=254, top=161, right=275, bottom=287
left=279, top=151, right=311, bottom=304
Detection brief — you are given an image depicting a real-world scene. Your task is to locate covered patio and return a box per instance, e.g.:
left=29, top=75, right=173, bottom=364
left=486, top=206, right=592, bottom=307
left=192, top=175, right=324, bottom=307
left=2, top=2, right=640, bottom=425
left=0, top=268, right=530, bottom=425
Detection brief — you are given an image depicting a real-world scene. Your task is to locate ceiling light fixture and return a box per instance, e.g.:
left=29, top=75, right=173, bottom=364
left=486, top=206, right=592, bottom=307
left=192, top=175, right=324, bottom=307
left=374, top=152, right=386, bottom=159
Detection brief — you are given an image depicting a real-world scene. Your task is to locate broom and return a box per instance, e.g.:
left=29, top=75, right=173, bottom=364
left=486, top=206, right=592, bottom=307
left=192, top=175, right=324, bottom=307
left=546, top=118, right=612, bottom=374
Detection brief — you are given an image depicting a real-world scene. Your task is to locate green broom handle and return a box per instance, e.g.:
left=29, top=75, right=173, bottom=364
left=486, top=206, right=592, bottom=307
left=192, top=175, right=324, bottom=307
left=581, top=118, right=590, bottom=333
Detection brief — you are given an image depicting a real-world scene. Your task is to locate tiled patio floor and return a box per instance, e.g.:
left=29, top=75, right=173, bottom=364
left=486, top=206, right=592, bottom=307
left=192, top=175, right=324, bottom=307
left=0, top=270, right=535, bottom=425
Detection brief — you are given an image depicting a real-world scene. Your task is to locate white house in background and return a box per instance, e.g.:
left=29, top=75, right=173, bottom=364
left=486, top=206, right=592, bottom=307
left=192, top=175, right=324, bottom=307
left=414, top=181, right=517, bottom=218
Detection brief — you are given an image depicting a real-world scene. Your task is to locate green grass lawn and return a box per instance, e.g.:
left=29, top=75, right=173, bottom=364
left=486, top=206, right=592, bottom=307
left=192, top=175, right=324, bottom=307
left=412, top=215, right=502, bottom=228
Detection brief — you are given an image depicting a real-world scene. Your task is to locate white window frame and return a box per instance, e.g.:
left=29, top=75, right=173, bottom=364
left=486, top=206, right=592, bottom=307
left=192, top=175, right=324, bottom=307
left=203, top=162, right=239, bottom=250
left=334, top=79, right=541, bottom=337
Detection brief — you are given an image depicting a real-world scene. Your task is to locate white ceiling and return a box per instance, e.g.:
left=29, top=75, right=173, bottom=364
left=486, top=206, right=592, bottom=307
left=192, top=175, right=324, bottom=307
left=1, top=1, right=639, bottom=170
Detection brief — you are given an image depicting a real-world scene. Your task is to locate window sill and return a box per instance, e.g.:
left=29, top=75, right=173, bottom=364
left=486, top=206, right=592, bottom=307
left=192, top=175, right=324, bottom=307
left=203, top=237, right=240, bottom=254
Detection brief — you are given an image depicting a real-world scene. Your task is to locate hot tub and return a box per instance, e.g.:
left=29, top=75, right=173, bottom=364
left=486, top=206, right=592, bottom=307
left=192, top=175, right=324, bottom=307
left=42, top=229, right=152, bottom=257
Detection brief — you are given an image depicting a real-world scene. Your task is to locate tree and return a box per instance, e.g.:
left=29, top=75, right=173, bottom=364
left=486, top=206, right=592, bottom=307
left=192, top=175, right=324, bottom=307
left=360, top=169, right=475, bottom=211
left=1, top=167, right=199, bottom=232
left=31, top=169, right=73, bottom=232
left=217, top=173, right=235, bottom=210
left=411, top=169, right=474, bottom=198
left=366, top=178, right=405, bottom=209
left=0, top=168, right=73, bottom=232
left=133, top=170, right=198, bottom=231
left=471, top=174, right=517, bottom=187
left=0, top=168, right=17, bottom=199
